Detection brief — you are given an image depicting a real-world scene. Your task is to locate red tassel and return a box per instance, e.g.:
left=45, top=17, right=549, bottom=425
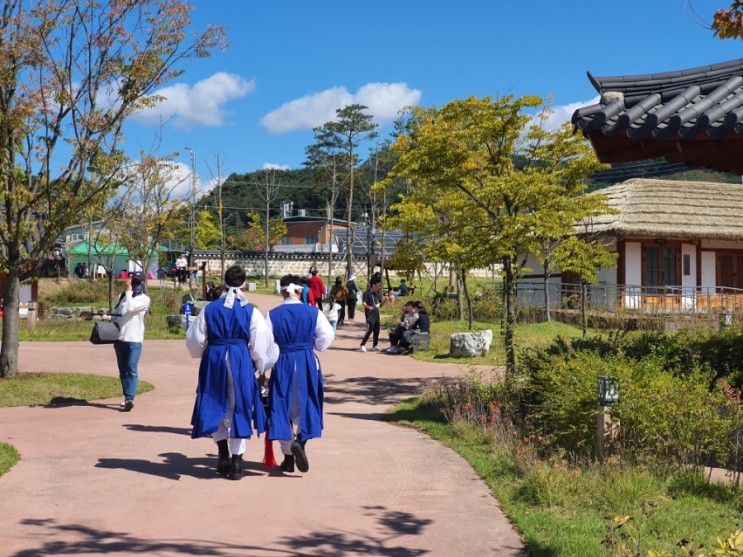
left=263, top=434, right=277, bottom=468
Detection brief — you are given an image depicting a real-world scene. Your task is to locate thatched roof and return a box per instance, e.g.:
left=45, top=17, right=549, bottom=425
left=583, top=178, right=743, bottom=240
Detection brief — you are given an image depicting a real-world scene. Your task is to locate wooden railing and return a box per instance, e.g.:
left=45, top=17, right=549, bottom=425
left=515, top=283, right=743, bottom=315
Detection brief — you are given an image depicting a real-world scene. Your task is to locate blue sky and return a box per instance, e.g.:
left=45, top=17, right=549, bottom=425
left=122, top=0, right=743, bottom=191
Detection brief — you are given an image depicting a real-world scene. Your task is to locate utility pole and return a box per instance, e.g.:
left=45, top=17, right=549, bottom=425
left=217, top=158, right=225, bottom=278
left=185, top=146, right=196, bottom=289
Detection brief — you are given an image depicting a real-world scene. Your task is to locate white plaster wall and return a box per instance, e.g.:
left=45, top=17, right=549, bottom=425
left=701, top=251, right=716, bottom=293
left=624, top=242, right=642, bottom=309
left=681, top=243, right=697, bottom=309
left=625, top=242, right=641, bottom=286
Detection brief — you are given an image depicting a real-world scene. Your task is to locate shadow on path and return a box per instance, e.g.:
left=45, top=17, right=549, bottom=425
left=14, top=505, right=433, bottom=556
left=95, top=452, right=265, bottom=481
left=324, top=375, right=440, bottom=406
left=122, top=424, right=192, bottom=436
left=42, top=397, right=119, bottom=411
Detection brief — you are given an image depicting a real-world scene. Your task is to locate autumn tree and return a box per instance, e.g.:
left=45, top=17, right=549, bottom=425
left=309, top=104, right=378, bottom=278
left=247, top=211, right=287, bottom=252
left=111, top=155, right=192, bottom=278
left=524, top=119, right=613, bottom=321
left=713, top=2, right=743, bottom=38
left=196, top=209, right=221, bottom=249
left=387, top=97, right=610, bottom=376
left=0, top=0, right=224, bottom=377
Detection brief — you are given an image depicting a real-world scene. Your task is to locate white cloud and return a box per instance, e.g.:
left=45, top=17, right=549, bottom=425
left=533, top=96, right=600, bottom=131
left=262, top=162, right=290, bottom=171
left=134, top=72, right=255, bottom=129
left=261, top=82, right=422, bottom=134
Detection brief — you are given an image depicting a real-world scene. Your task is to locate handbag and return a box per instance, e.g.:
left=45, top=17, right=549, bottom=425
left=90, top=321, right=120, bottom=344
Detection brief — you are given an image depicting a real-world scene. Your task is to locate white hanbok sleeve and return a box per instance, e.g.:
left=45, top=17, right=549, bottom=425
left=186, top=311, right=208, bottom=358
left=314, top=310, right=335, bottom=352
left=250, top=309, right=279, bottom=373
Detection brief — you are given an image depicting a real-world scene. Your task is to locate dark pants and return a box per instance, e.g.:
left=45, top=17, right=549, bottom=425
left=347, top=298, right=357, bottom=320
left=361, top=312, right=380, bottom=347
left=316, top=298, right=323, bottom=312
left=337, top=300, right=346, bottom=325
left=389, top=325, right=405, bottom=347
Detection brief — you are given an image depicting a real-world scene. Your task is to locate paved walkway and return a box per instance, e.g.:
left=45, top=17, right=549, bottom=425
left=0, top=293, right=524, bottom=556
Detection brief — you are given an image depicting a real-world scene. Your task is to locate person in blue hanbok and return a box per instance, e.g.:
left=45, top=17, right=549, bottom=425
left=187, top=265, right=278, bottom=480
left=266, top=274, right=334, bottom=473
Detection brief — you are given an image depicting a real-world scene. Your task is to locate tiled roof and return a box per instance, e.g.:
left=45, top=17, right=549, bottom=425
left=572, top=59, right=743, bottom=173
left=574, top=59, right=743, bottom=139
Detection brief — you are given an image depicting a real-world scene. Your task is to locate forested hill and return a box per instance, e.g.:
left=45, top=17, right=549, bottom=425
left=198, top=163, right=385, bottom=226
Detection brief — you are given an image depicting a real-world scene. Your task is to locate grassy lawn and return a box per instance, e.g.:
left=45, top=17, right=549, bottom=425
left=0, top=372, right=154, bottom=407
left=17, top=315, right=185, bottom=341
left=388, top=398, right=743, bottom=556
left=396, top=319, right=583, bottom=366
left=0, top=442, right=19, bottom=477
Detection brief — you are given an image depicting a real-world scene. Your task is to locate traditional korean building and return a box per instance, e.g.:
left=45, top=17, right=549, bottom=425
left=561, top=58, right=743, bottom=313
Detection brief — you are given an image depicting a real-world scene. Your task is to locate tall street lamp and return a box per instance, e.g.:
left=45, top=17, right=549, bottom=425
left=184, top=146, right=196, bottom=289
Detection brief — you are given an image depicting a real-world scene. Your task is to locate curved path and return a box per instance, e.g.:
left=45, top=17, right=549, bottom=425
left=0, top=293, right=524, bottom=556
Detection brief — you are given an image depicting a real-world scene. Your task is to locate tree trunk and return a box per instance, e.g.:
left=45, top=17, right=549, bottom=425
left=457, top=270, right=464, bottom=321
left=503, top=256, right=517, bottom=377
left=543, top=257, right=551, bottom=322
left=0, top=269, right=21, bottom=377
left=581, top=281, right=587, bottom=337
left=346, top=146, right=355, bottom=279
left=108, top=271, right=115, bottom=312
left=461, top=268, right=473, bottom=330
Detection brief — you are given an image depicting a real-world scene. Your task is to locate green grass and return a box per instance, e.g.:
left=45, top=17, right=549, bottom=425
left=17, top=315, right=185, bottom=341
left=0, top=372, right=154, bottom=407
left=0, top=442, right=19, bottom=477
left=402, top=319, right=583, bottom=366
left=388, top=398, right=743, bottom=556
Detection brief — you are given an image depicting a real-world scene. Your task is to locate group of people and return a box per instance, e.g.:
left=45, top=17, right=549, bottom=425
left=385, top=300, right=430, bottom=355
left=186, top=267, right=334, bottom=480
left=104, top=265, right=423, bottom=480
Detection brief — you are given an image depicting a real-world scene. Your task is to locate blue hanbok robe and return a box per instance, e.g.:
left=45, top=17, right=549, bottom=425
left=190, top=301, right=266, bottom=439
left=268, top=303, right=324, bottom=442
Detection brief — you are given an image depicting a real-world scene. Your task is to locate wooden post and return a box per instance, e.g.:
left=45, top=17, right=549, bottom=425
left=27, top=305, right=37, bottom=331
left=597, top=406, right=620, bottom=462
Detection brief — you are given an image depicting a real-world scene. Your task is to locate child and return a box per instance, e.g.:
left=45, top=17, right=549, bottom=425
left=324, top=299, right=341, bottom=331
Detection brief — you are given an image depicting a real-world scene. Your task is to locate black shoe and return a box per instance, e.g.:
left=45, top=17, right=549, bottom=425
left=291, top=439, right=309, bottom=473
left=228, top=454, right=243, bottom=480
left=120, top=400, right=134, bottom=412
left=216, top=440, right=230, bottom=475
left=279, top=454, right=295, bottom=473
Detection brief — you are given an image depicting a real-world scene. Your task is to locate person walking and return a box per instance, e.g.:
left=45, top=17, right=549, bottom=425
left=187, top=265, right=278, bottom=480
left=267, top=274, right=334, bottom=474
left=307, top=269, right=325, bottom=312
left=330, top=277, right=348, bottom=327
left=345, top=274, right=360, bottom=321
left=105, top=272, right=151, bottom=412
left=359, top=275, right=385, bottom=352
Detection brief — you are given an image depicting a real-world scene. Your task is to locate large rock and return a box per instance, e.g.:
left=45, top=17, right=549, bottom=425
left=449, top=330, right=493, bottom=358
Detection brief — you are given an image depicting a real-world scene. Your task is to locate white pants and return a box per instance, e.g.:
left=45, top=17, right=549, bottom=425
left=212, top=426, right=247, bottom=455
left=210, top=351, right=247, bottom=455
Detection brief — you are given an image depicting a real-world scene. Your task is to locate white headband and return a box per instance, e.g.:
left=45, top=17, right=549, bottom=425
left=280, top=283, right=302, bottom=294
left=223, top=283, right=248, bottom=309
